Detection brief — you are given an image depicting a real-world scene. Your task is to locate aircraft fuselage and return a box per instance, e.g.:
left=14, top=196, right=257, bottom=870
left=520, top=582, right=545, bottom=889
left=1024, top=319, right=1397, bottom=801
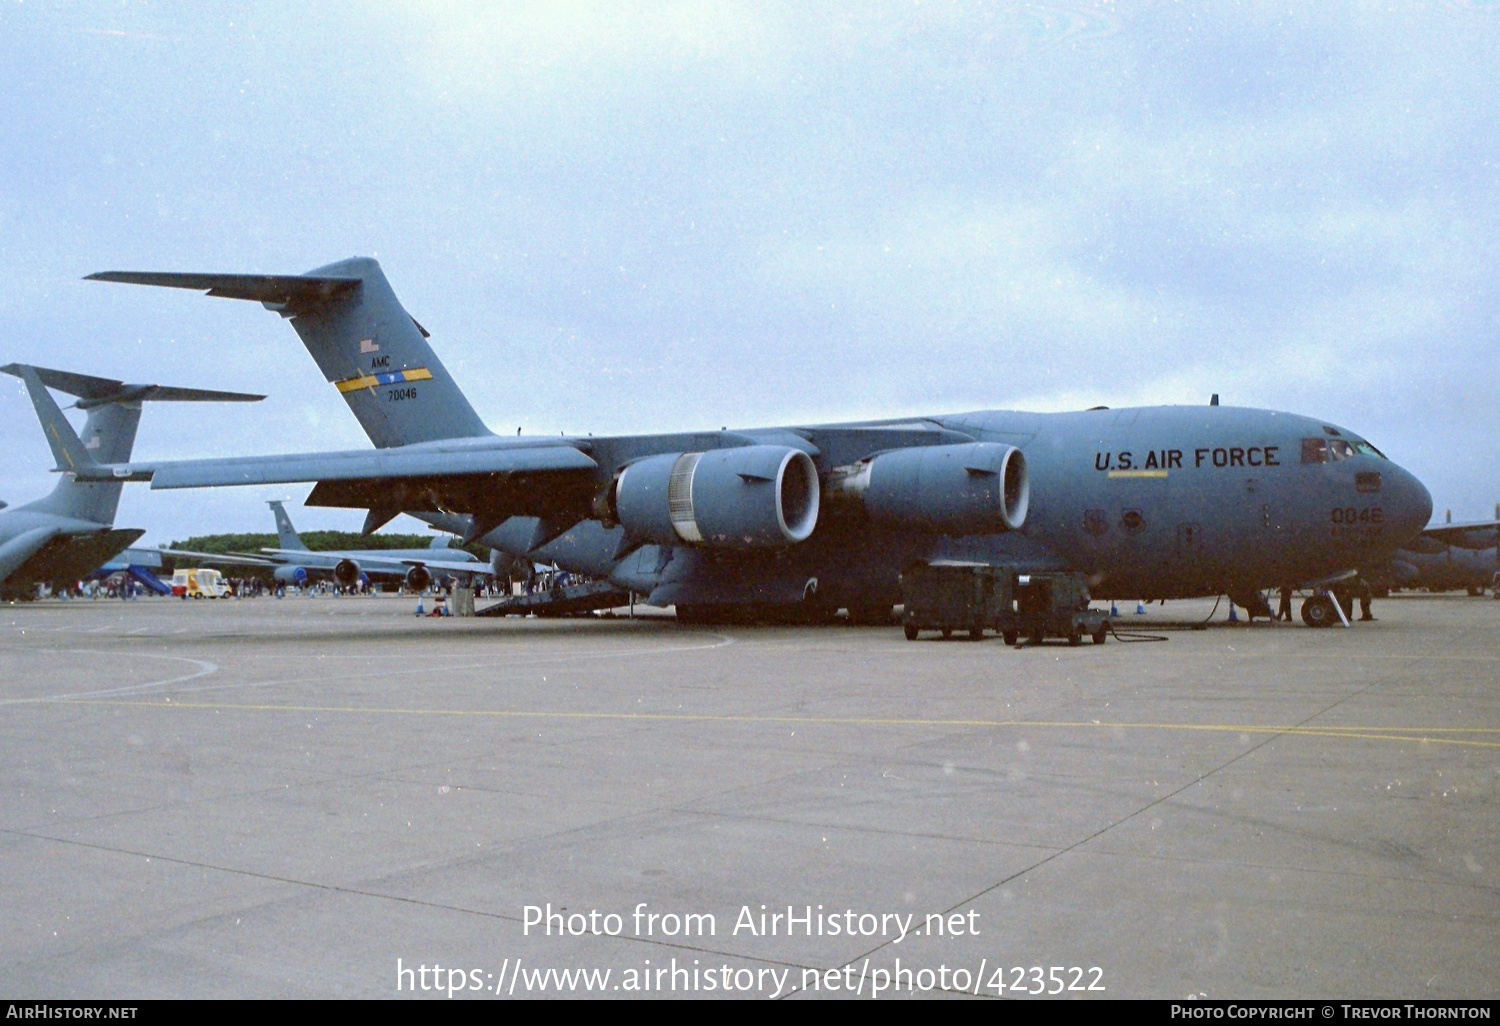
left=508, top=404, right=1432, bottom=611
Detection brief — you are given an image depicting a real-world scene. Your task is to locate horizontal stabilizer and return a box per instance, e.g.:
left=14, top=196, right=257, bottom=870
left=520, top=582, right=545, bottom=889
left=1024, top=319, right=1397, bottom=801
left=0, top=364, right=264, bottom=408
left=86, top=271, right=360, bottom=312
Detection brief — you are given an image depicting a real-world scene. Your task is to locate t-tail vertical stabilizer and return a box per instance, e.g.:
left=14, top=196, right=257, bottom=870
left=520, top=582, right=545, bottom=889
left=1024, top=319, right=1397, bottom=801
left=86, top=259, right=492, bottom=449
left=8, top=364, right=133, bottom=525
left=0, top=365, right=262, bottom=596
left=0, top=363, right=264, bottom=525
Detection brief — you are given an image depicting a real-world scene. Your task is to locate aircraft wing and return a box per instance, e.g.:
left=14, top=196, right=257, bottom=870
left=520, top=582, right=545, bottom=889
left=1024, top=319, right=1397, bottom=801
left=91, top=443, right=596, bottom=488
left=394, top=557, right=494, bottom=575
left=76, top=442, right=600, bottom=520
left=1421, top=519, right=1500, bottom=551
left=253, top=548, right=491, bottom=576
left=152, top=547, right=280, bottom=567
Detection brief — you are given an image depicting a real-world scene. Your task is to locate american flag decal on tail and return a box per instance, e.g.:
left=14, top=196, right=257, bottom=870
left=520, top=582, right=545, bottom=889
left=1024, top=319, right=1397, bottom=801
left=359, top=338, right=379, bottom=353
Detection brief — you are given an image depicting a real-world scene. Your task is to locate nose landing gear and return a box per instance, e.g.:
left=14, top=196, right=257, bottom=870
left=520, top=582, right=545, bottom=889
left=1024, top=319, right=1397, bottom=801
left=1300, top=594, right=1337, bottom=627
left=1300, top=590, right=1354, bottom=628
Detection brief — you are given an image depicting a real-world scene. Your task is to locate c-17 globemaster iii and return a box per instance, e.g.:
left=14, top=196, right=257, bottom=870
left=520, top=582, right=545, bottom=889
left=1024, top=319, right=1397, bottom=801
left=0, top=364, right=262, bottom=599
left=67, top=258, right=1433, bottom=626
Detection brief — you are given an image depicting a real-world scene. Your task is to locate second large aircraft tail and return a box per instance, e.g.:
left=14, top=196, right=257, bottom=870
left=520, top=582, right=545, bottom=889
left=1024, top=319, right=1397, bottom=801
left=87, top=258, right=492, bottom=449
left=2, top=364, right=264, bottom=525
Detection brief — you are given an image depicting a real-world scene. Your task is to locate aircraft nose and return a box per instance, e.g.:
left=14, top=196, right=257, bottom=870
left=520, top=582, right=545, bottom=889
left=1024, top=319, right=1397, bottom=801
left=1383, top=463, right=1433, bottom=549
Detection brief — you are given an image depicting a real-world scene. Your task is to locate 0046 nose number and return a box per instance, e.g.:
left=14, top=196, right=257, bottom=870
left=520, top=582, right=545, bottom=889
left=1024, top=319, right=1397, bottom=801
left=1330, top=506, right=1382, bottom=524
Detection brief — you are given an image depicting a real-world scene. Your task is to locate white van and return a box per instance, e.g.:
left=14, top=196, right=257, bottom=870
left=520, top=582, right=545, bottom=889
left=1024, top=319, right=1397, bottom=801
left=171, top=568, right=229, bottom=599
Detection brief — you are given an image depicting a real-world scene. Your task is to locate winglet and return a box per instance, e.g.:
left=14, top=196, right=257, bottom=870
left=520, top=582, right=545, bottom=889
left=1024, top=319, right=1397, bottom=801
left=14, top=365, right=97, bottom=473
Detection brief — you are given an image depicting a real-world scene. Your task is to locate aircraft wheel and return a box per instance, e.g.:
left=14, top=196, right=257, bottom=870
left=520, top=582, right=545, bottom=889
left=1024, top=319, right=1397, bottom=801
left=904, top=624, right=919, bottom=641
left=1300, top=595, right=1337, bottom=628
left=1003, top=630, right=1018, bottom=646
left=1092, top=624, right=1108, bottom=644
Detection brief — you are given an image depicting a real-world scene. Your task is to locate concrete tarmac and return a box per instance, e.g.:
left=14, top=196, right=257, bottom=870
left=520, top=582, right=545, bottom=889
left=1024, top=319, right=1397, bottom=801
left=0, top=593, right=1495, bottom=999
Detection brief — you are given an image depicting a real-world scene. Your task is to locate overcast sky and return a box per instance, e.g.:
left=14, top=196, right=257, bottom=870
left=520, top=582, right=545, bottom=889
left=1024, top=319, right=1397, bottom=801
left=1, top=1, right=1496, bottom=542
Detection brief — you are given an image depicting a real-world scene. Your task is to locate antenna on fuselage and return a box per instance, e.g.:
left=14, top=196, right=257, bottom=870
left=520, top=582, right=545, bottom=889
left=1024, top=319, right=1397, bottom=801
left=1210, top=394, right=1220, bottom=406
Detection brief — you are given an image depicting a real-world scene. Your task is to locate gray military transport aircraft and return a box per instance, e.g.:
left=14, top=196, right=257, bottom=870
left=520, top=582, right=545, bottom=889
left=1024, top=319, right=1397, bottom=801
left=0, top=364, right=262, bottom=599
left=70, top=258, right=1433, bottom=626
left=161, top=499, right=493, bottom=590
left=1378, top=512, right=1499, bottom=597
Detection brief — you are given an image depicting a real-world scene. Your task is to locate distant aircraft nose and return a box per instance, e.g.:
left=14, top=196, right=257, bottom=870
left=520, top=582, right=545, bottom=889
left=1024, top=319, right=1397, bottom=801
left=1383, top=462, right=1433, bottom=549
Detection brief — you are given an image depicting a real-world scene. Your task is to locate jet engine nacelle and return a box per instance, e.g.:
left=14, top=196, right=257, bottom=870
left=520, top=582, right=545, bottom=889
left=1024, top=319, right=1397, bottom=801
left=333, top=558, right=361, bottom=585
left=274, top=565, right=308, bottom=586
left=826, top=442, right=1029, bottom=534
left=405, top=564, right=432, bottom=592
left=614, top=445, right=820, bottom=548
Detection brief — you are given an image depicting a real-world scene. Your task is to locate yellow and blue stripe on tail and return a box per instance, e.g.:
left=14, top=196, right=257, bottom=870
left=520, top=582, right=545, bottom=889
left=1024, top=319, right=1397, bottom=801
left=334, top=367, right=434, bottom=393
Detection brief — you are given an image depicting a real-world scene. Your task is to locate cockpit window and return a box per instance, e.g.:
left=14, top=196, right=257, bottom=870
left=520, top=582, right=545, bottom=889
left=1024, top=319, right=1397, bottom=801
left=1302, top=438, right=1358, bottom=463
left=1353, top=440, right=1385, bottom=459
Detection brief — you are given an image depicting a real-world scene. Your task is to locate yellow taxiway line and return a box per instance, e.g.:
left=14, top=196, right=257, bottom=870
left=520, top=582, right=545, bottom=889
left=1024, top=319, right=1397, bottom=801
left=35, top=698, right=1500, bottom=750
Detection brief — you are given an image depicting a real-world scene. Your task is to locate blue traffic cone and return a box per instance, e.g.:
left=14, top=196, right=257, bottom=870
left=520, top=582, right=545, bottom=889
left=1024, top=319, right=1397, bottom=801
left=1135, top=601, right=1147, bottom=614
left=1228, top=602, right=1239, bottom=623
left=1110, top=601, right=1120, bottom=617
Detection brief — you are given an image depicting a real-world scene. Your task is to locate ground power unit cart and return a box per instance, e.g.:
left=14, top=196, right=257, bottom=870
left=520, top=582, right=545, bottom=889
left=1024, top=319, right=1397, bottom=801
left=901, top=562, right=1110, bottom=645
